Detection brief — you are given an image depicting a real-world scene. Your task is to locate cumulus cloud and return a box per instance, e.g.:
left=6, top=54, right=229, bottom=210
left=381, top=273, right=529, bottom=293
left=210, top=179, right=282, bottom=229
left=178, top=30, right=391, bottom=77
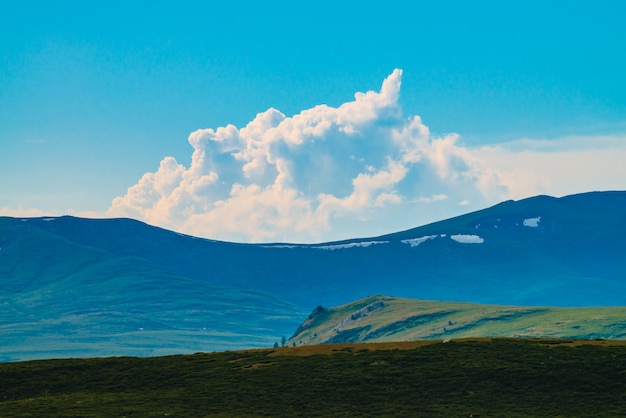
left=107, top=69, right=626, bottom=243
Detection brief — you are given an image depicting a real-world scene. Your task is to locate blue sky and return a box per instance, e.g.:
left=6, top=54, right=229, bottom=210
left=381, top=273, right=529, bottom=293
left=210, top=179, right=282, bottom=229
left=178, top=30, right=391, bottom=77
left=2, top=1, right=625, bottom=242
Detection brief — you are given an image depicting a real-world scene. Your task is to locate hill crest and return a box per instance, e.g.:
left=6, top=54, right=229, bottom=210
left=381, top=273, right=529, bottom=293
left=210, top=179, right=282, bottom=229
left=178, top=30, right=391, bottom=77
left=289, top=295, right=626, bottom=346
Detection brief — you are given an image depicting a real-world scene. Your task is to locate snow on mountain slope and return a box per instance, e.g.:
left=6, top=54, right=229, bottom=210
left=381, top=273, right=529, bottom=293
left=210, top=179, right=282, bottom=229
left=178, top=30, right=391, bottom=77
left=312, top=241, right=389, bottom=250
left=523, top=216, right=541, bottom=227
left=450, top=234, right=485, bottom=243
left=401, top=235, right=438, bottom=247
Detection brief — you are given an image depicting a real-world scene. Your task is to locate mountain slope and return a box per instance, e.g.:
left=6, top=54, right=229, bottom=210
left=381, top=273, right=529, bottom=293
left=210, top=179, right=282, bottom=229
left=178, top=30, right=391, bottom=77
left=0, top=217, right=306, bottom=361
left=2, top=190, right=626, bottom=360
left=289, top=295, right=626, bottom=346
left=5, top=191, right=626, bottom=307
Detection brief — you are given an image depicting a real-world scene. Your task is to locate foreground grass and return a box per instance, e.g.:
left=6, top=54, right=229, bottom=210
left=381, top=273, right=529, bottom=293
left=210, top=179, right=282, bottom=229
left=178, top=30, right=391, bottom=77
left=1, top=338, right=626, bottom=417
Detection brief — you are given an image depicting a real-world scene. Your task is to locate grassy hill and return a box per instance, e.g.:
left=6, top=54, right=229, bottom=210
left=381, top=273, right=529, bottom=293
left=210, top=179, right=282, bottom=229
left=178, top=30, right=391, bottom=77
left=1, top=339, right=626, bottom=417
left=290, top=295, right=626, bottom=346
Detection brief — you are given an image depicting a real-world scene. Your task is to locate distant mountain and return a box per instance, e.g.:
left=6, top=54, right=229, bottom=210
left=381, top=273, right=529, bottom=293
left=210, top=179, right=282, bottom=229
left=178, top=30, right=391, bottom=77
left=289, top=295, right=626, bottom=346
left=1, top=190, right=625, bottom=360
left=0, top=217, right=307, bottom=361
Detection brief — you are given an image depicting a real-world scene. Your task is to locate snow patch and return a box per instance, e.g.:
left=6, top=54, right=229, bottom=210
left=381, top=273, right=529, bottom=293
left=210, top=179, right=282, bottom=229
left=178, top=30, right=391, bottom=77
left=261, top=245, right=299, bottom=249
left=523, top=216, right=541, bottom=227
left=314, top=241, right=388, bottom=250
left=450, top=234, right=484, bottom=244
left=42, top=218, right=56, bottom=221
left=401, top=235, right=437, bottom=247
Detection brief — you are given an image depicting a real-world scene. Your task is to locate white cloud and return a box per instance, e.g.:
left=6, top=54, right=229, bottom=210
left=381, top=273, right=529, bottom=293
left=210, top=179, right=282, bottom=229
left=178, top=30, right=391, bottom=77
left=0, top=207, right=53, bottom=218
left=475, top=138, right=626, bottom=199
left=106, top=69, right=626, bottom=243
left=413, top=194, right=448, bottom=204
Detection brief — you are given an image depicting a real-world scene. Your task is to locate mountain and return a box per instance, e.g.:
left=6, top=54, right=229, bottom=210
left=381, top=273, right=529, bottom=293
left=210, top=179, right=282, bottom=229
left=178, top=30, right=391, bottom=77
left=289, top=295, right=626, bottom=346
left=0, top=217, right=307, bottom=361
left=1, top=190, right=626, bottom=360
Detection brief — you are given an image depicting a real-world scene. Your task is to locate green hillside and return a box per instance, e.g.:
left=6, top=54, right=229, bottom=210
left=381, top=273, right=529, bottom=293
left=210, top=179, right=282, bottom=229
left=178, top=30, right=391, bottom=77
left=290, top=295, right=626, bottom=346
left=1, top=339, right=626, bottom=417
left=0, top=217, right=306, bottom=361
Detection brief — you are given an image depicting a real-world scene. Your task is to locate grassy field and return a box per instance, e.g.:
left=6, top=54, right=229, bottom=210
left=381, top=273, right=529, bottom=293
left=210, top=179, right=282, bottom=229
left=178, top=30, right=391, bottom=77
left=290, top=295, right=626, bottom=346
left=1, top=338, right=626, bottom=417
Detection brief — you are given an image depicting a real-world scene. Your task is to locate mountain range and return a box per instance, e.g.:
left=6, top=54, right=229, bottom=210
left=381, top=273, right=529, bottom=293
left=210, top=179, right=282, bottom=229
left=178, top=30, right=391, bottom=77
left=1, top=190, right=625, bottom=360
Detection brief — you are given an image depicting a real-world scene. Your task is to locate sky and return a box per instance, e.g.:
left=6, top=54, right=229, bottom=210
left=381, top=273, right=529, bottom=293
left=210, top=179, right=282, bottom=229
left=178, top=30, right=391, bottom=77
left=1, top=1, right=625, bottom=243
